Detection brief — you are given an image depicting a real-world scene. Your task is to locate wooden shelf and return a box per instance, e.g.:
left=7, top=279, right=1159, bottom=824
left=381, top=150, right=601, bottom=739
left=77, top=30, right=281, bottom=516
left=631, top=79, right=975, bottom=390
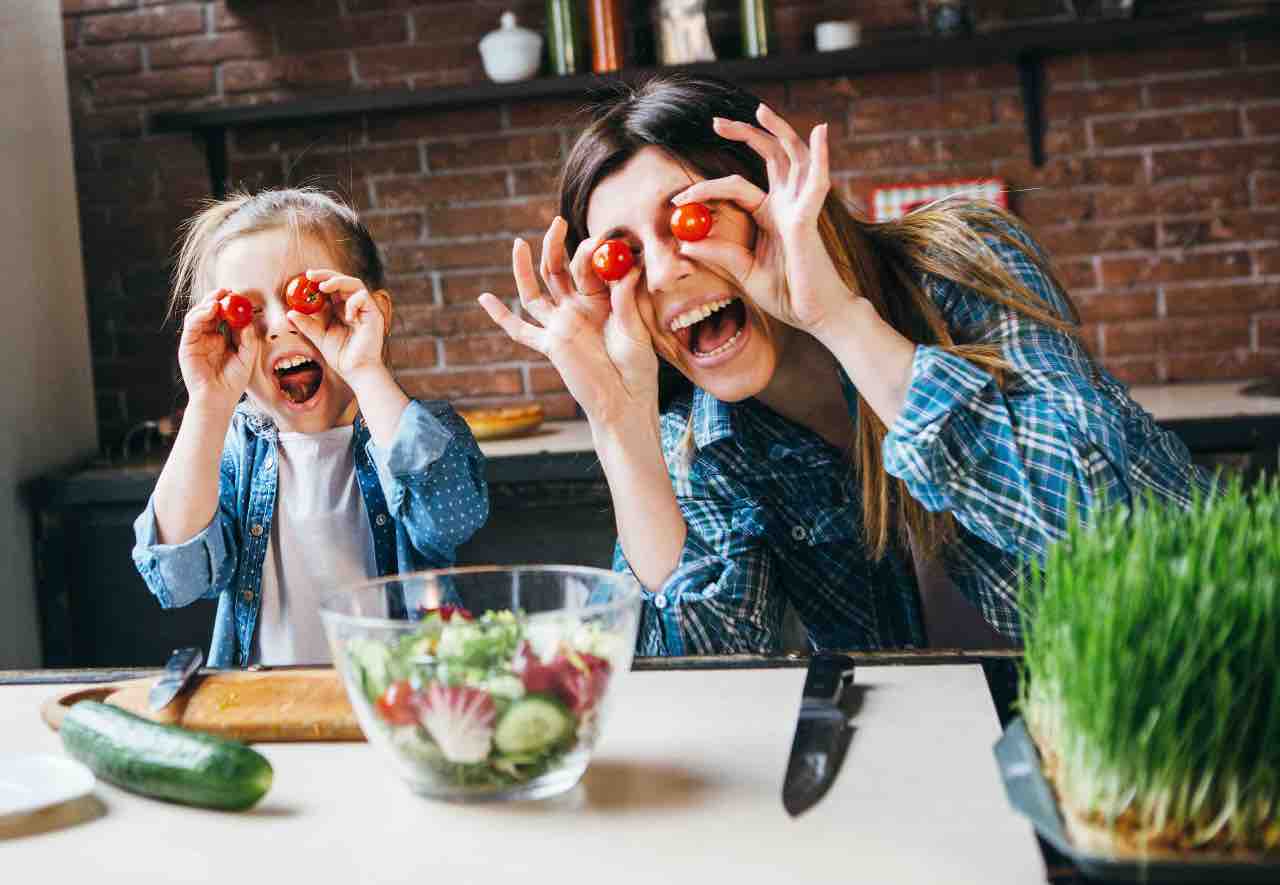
left=150, top=12, right=1279, bottom=192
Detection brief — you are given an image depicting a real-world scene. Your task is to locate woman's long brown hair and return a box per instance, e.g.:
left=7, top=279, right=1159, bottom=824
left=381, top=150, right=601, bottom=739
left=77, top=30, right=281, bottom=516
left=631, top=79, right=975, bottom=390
left=559, top=75, right=1085, bottom=560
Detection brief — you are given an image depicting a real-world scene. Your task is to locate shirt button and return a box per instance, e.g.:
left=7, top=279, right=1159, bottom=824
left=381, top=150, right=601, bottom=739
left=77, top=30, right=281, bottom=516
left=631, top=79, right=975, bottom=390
left=250, top=524, right=264, bottom=537
left=241, top=590, right=254, bottom=603
left=653, top=595, right=667, bottom=610
left=375, top=514, right=388, bottom=527
left=264, top=455, right=274, bottom=469
left=791, top=525, right=807, bottom=541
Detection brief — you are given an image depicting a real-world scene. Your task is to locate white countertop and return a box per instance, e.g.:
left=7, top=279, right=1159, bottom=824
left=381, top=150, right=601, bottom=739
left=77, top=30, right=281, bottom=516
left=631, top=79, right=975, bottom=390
left=1, top=665, right=1043, bottom=883
left=482, top=380, right=1279, bottom=460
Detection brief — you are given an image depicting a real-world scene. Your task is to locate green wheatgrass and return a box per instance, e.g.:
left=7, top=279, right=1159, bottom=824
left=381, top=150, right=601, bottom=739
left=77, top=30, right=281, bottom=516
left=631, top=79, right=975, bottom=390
left=1018, top=476, right=1279, bottom=854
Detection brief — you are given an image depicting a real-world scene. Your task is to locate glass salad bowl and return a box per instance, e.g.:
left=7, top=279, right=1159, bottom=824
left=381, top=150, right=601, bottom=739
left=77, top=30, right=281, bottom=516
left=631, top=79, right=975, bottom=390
left=320, top=565, right=641, bottom=801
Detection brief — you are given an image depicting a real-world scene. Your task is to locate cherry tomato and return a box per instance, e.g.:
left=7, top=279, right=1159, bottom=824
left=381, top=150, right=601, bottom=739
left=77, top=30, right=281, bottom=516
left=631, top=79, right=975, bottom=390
left=217, top=292, right=254, bottom=330
left=670, top=202, right=713, bottom=242
left=416, top=604, right=473, bottom=622
left=591, top=239, right=635, bottom=283
left=284, top=273, right=325, bottom=315
left=375, top=680, right=421, bottom=726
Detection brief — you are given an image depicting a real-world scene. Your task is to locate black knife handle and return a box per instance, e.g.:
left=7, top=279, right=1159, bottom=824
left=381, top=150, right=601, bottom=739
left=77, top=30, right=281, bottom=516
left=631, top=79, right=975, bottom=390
left=803, top=653, right=855, bottom=705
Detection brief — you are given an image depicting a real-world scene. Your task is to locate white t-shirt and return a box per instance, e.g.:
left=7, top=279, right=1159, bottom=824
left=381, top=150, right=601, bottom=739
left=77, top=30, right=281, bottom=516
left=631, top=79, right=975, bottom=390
left=254, top=425, right=377, bottom=665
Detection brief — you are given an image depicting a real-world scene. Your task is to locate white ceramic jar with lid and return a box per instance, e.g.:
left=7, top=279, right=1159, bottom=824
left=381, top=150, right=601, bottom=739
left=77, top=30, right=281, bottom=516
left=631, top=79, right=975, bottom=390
left=478, top=11, right=543, bottom=83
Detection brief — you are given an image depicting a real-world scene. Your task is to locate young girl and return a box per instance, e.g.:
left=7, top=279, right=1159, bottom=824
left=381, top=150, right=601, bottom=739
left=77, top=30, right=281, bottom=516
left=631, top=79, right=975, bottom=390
left=133, top=188, right=488, bottom=668
left=479, top=75, right=1213, bottom=655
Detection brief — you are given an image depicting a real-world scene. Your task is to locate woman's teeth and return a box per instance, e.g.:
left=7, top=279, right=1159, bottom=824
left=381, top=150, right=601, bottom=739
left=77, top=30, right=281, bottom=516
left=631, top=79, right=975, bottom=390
left=273, top=355, right=314, bottom=372
left=696, top=326, right=743, bottom=358
left=670, top=297, right=734, bottom=332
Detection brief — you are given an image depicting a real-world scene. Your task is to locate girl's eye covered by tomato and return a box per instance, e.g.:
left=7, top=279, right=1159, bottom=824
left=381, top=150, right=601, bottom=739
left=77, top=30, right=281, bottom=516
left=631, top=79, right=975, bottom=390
left=591, top=239, right=635, bottom=283
left=670, top=202, right=713, bottom=242
left=217, top=292, right=255, bottom=330
left=284, top=273, right=326, bottom=315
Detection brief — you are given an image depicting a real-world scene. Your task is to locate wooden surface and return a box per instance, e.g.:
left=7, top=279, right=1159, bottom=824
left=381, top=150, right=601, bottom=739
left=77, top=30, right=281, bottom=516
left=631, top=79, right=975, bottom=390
left=2, top=665, right=1046, bottom=883
left=39, top=669, right=360, bottom=742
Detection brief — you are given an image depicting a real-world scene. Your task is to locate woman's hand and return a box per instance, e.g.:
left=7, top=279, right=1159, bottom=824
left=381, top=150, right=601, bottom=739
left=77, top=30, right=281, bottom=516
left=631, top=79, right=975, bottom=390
left=479, top=216, right=660, bottom=429
left=288, top=270, right=391, bottom=382
left=177, top=289, right=260, bottom=413
left=671, top=105, right=857, bottom=341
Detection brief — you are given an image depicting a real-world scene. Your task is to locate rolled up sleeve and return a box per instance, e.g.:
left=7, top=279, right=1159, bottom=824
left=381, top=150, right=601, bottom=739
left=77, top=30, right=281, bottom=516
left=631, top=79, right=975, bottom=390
left=132, top=492, right=236, bottom=609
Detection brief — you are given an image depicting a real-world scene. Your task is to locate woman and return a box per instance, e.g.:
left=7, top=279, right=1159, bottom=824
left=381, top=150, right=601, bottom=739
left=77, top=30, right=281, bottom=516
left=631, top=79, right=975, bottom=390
left=480, top=75, right=1211, bottom=655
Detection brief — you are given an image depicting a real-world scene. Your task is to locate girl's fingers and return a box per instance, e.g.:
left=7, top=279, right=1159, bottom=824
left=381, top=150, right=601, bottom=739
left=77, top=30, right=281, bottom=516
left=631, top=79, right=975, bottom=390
left=316, top=273, right=364, bottom=297
left=185, top=291, right=226, bottom=334
left=343, top=289, right=371, bottom=326
left=569, top=235, right=610, bottom=298
left=677, top=237, right=757, bottom=291
left=798, top=123, right=832, bottom=215
left=512, top=239, right=554, bottom=325
left=539, top=217, right=572, bottom=303
left=478, top=293, right=546, bottom=353
left=755, top=104, right=809, bottom=184
left=672, top=175, right=767, bottom=219
left=712, top=116, right=789, bottom=185
left=287, top=310, right=325, bottom=347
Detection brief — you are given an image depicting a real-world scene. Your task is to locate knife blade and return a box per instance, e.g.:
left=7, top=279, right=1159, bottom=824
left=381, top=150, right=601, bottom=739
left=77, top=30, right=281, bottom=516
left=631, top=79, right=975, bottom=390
left=782, top=652, right=856, bottom=817
left=148, top=646, right=204, bottom=712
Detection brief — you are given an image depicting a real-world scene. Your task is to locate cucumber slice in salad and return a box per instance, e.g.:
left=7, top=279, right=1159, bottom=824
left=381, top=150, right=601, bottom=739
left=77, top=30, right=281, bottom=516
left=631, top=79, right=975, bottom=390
left=493, top=695, right=572, bottom=755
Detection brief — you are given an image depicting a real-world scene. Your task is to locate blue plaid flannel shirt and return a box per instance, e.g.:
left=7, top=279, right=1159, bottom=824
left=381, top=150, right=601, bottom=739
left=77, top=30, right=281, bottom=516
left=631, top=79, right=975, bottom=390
left=617, top=226, right=1214, bottom=656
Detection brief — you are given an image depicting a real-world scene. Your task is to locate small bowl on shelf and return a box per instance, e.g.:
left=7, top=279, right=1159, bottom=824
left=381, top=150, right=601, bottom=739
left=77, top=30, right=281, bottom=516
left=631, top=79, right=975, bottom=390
left=321, top=565, right=641, bottom=802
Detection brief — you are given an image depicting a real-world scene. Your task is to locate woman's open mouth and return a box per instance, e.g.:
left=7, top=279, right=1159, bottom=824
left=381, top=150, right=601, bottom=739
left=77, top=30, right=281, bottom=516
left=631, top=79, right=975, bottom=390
left=670, top=296, right=750, bottom=364
left=273, top=355, right=324, bottom=405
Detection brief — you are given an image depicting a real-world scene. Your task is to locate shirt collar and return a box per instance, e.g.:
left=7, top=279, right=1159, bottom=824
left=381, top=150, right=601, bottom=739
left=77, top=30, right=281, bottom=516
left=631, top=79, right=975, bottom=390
left=235, top=400, right=368, bottom=447
left=689, top=387, right=739, bottom=450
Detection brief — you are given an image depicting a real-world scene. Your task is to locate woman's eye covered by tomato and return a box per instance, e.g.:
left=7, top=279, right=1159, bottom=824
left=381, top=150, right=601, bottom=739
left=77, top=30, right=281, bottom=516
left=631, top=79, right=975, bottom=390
left=591, top=239, right=636, bottom=283
left=670, top=202, right=713, bottom=242
left=216, top=292, right=255, bottom=330
left=284, top=273, right=326, bottom=315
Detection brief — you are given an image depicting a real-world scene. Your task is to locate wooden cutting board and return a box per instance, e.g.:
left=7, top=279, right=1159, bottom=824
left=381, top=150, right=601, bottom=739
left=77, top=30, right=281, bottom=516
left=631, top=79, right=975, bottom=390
left=41, top=669, right=363, bottom=742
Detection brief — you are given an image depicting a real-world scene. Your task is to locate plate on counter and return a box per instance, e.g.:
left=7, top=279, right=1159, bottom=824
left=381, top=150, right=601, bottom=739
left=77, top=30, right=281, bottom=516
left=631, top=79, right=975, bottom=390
left=0, top=753, right=94, bottom=817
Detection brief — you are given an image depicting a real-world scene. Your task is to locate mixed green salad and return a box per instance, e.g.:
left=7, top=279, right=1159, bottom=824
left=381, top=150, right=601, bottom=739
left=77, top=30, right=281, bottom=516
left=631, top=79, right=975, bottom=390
left=345, top=606, right=617, bottom=788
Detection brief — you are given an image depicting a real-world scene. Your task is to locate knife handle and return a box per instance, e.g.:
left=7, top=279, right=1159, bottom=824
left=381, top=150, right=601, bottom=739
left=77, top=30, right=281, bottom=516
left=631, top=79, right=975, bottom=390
left=803, top=653, right=855, bottom=705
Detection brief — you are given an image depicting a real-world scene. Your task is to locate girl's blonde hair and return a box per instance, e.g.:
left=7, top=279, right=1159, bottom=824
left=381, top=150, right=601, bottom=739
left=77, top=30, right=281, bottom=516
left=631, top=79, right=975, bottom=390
left=559, top=75, right=1085, bottom=560
left=171, top=186, right=384, bottom=318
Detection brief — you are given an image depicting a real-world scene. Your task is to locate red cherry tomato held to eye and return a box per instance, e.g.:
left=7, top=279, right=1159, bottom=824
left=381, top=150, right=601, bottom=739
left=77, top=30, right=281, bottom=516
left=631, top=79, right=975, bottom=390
left=670, top=202, right=713, bottom=242
left=284, top=273, right=326, bottom=315
left=375, top=680, right=422, bottom=726
left=591, top=239, right=635, bottom=283
left=217, top=292, right=254, bottom=330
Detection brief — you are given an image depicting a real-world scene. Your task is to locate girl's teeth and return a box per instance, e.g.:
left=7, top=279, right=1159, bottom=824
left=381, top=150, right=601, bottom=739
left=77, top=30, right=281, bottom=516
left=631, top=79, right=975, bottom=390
left=670, top=297, right=733, bottom=332
left=696, top=326, right=743, bottom=358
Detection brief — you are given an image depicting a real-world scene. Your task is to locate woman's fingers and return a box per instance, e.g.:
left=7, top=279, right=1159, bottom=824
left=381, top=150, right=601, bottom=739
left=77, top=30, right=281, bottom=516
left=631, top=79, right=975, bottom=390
left=538, top=217, right=572, bottom=304
left=672, top=174, right=767, bottom=219
left=798, top=122, right=831, bottom=215
left=512, top=239, right=554, bottom=325
left=607, top=265, right=649, bottom=345
left=569, top=235, right=610, bottom=299
left=677, top=235, right=759, bottom=291
left=478, top=293, right=546, bottom=354
left=713, top=115, right=789, bottom=184
left=755, top=104, right=809, bottom=186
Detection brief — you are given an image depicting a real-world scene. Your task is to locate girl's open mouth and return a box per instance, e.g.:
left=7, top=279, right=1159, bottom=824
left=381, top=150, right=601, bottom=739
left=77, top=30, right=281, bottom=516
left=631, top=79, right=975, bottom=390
left=274, top=356, right=323, bottom=405
left=672, top=297, right=749, bottom=362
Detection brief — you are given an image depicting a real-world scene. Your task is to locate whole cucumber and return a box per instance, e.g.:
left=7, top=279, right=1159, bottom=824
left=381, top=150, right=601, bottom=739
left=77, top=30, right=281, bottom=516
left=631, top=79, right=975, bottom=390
left=61, top=701, right=273, bottom=811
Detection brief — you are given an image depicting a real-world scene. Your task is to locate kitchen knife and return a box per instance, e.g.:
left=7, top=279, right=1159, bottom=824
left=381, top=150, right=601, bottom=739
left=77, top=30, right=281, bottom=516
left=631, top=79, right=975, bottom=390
left=148, top=646, right=203, bottom=712
left=782, top=652, right=856, bottom=817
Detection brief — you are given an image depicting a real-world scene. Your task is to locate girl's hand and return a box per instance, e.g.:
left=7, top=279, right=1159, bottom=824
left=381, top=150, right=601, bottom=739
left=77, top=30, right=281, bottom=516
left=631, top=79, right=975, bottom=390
left=672, top=105, right=855, bottom=340
left=288, top=270, right=390, bottom=382
left=478, top=216, right=660, bottom=429
left=177, top=290, right=260, bottom=412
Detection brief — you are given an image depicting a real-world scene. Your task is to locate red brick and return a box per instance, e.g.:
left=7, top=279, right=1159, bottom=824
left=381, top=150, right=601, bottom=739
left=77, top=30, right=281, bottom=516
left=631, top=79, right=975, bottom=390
left=149, top=32, right=267, bottom=68
left=1244, top=37, right=1280, bottom=66
left=943, top=63, right=1019, bottom=92
left=1245, top=103, right=1280, bottom=136
left=428, top=133, right=561, bottom=171
left=1101, top=251, right=1252, bottom=288
left=935, top=127, right=1029, bottom=164
left=535, top=394, right=578, bottom=420
left=277, top=12, right=408, bottom=54
left=73, top=108, right=144, bottom=139
left=1037, top=223, right=1156, bottom=258
left=1164, top=283, right=1280, bottom=317
left=511, top=166, right=560, bottom=197
left=383, top=239, right=509, bottom=273
left=1073, top=290, right=1158, bottom=323
left=1043, top=85, right=1143, bottom=120
left=1151, top=144, right=1280, bottom=181
left=66, top=44, right=142, bottom=77
left=233, top=119, right=360, bottom=155
left=1043, top=54, right=1090, bottom=86
left=427, top=200, right=553, bottom=239
left=832, top=136, right=934, bottom=171
left=1258, top=313, right=1280, bottom=349
left=440, top=272, right=517, bottom=305
left=994, top=155, right=1089, bottom=189
left=223, top=53, right=352, bottom=93
left=1052, top=259, right=1099, bottom=292
left=82, top=6, right=204, bottom=43
left=443, top=334, right=536, bottom=366
left=1259, top=172, right=1280, bottom=206
left=1106, top=316, right=1251, bottom=356
left=1099, top=356, right=1160, bottom=386
left=375, top=172, right=508, bottom=209
left=1161, top=212, right=1280, bottom=249
left=287, top=145, right=421, bottom=182
left=790, top=72, right=936, bottom=105
left=362, top=211, right=424, bottom=244
left=384, top=276, right=434, bottom=304
left=1088, top=42, right=1237, bottom=81
left=354, top=42, right=476, bottom=81
left=1092, top=110, right=1239, bottom=149
left=1016, top=191, right=1095, bottom=227
left=411, top=3, right=527, bottom=43
left=1149, top=72, right=1279, bottom=109
left=93, top=66, right=213, bottom=104
left=507, top=98, right=591, bottom=130
left=1086, top=155, right=1146, bottom=187
left=1258, top=248, right=1280, bottom=275
left=398, top=368, right=523, bottom=399
left=387, top=335, right=439, bottom=369
left=853, top=94, right=992, bottom=136
left=1095, top=177, right=1250, bottom=220
left=1165, top=350, right=1275, bottom=382
left=529, top=364, right=566, bottom=394
left=396, top=302, right=504, bottom=336
left=99, top=135, right=205, bottom=171
left=227, top=156, right=286, bottom=191
left=366, top=106, right=502, bottom=142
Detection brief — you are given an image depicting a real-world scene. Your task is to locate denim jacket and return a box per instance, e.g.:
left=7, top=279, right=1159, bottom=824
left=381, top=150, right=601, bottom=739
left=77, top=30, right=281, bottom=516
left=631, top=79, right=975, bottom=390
left=132, top=399, right=489, bottom=667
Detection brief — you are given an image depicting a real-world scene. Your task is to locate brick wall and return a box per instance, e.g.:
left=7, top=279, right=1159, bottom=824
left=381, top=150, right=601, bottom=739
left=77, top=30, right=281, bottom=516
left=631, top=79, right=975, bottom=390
left=61, top=0, right=1279, bottom=446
